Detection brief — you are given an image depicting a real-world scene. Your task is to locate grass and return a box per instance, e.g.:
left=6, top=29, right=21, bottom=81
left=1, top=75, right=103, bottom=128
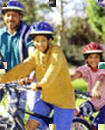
left=72, top=78, right=88, bottom=91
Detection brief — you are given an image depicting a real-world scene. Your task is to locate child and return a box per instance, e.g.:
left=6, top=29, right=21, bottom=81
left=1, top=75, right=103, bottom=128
left=0, top=21, right=75, bottom=130
left=71, top=42, right=105, bottom=130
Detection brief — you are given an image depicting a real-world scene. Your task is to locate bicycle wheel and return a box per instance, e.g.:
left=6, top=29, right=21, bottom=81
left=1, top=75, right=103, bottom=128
left=72, top=118, right=91, bottom=130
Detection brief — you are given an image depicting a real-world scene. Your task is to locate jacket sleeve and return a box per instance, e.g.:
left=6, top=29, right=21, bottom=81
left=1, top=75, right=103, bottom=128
left=39, top=47, right=64, bottom=87
left=0, top=56, right=35, bottom=83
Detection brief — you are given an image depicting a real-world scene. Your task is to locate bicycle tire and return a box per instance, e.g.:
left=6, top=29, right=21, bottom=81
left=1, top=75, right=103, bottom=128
left=72, top=118, right=92, bottom=130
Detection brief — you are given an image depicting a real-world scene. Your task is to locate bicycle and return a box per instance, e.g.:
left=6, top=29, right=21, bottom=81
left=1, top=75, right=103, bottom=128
left=71, top=89, right=98, bottom=130
left=0, top=82, right=53, bottom=130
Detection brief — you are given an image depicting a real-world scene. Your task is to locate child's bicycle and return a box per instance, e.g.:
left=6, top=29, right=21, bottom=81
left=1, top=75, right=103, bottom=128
left=72, top=89, right=98, bottom=130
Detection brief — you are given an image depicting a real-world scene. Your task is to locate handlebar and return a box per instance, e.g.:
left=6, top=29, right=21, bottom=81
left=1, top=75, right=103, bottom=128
left=75, top=90, right=92, bottom=98
left=0, top=82, right=42, bottom=91
left=75, top=89, right=101, bottom=99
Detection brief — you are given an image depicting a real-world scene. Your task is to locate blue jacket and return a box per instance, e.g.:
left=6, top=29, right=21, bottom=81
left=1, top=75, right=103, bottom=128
left=0, top=21, right=33, bottom=71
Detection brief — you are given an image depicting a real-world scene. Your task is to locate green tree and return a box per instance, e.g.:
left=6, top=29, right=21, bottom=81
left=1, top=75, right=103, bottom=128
left=67, top=17, right=103, bottom=46
left=20, top=0, right=52, bottom=24
left=87, top=0, right=105, bottom=41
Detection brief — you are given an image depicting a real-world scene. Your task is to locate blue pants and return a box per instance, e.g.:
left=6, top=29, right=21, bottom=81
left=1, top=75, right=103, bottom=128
left=29, top=99, right=74, bottom=130
left=93, top=105, right=105, bottom=129
left=18, top=90, right=40, bottom=121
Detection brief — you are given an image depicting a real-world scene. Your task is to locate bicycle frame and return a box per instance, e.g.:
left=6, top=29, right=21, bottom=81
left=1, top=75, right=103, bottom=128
left=72, top=90, right=98, bottom=130
left=74, top=90, right=95, bottom=119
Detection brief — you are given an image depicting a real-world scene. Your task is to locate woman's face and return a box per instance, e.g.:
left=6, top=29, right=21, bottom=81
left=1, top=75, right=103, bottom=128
left=33, top=35, right=49, bottom=52
left=87, top=53, right=101, bottom=69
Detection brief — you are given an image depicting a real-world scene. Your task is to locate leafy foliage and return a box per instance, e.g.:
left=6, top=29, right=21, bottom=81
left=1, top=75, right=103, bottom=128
left=20, top=0, right=52, bottom=24
left=67, top=17, right=103, bottom=46
left=87, top=0, right=105, bottom=41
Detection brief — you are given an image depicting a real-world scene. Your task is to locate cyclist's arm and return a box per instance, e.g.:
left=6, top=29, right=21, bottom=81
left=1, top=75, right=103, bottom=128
left=0, top=56, right=35, bottom=83
left=91, top=75, right=105, bottom=99
left=71, top=71, right=82, bottom=81
left=93, top=80, right=101, bottom=90
left=91, top=80, right=101, bottom=99
left=92, top=74, right=105, bottom=89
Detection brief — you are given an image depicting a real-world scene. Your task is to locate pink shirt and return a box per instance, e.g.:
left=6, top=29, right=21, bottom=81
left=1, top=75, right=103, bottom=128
left=76, top=64, right=105, bottom=110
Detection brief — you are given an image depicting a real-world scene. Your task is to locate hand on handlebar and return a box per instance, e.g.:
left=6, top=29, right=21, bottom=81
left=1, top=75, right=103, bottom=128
left=17, top=71, right=35, bottom=86
left=17, top=77, right=33, bottom=86
left=91, top=88, right=100, bottom=100
left=30, top=82, right=42, bottom=91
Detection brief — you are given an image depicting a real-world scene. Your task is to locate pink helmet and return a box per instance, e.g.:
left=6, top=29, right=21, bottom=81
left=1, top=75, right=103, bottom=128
left=82, top=42, right=104, bottom=54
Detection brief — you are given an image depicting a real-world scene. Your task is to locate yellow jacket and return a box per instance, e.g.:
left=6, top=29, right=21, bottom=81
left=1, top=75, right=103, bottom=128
left=1, top=45, right=75, bottom=109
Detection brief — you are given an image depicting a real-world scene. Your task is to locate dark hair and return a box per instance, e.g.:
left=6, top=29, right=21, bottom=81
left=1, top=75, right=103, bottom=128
left=84, top=53, right=104, bottom=62
left=31, top=34, right=54, bottom=40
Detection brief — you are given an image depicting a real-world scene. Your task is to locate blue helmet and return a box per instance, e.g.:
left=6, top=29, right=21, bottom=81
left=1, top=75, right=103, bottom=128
left=29, top=21, right=54, bottom=36
left=2, top=0, right=24, bottom=15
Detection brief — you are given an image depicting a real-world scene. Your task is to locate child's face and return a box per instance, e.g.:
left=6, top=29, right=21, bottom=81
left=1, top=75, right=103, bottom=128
left=87, top=53, right=101, bottom=69
left=33, top=35, right=49, bottom=52
left=3, top=10, right=22, bottom=30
